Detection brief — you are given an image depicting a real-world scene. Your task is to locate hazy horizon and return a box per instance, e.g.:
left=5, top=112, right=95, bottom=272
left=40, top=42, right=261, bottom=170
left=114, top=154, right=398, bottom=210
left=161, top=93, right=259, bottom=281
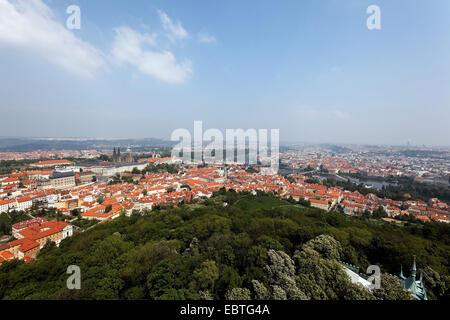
left=0, top=136, right=449, bottom=149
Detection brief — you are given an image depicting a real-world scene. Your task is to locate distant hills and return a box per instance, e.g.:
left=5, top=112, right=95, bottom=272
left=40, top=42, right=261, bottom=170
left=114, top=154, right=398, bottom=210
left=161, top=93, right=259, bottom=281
left=0, top=138, right=176, bottom=152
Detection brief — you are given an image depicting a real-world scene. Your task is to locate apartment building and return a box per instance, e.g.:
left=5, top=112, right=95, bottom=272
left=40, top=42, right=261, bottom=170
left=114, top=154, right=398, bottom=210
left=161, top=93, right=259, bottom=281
left=6, top=220, right=73, bottom=260
left=30, top=160, right=74, bottom=168
left=49, top=171, right=76, bottom=189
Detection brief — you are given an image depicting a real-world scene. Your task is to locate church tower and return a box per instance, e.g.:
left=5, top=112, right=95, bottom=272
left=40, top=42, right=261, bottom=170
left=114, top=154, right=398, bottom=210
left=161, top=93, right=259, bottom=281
left=125, top=146, right=133, bottom=163
left=399, top=256, right=427, bottom=300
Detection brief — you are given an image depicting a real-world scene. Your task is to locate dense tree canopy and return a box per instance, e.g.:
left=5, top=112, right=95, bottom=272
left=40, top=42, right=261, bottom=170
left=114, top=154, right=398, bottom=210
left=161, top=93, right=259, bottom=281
left=0, top=191, right=448, bottom=300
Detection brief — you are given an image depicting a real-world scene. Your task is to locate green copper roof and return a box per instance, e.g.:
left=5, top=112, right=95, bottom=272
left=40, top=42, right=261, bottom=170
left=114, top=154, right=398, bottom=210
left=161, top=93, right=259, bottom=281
left=399, top=258, right=427, bottom=300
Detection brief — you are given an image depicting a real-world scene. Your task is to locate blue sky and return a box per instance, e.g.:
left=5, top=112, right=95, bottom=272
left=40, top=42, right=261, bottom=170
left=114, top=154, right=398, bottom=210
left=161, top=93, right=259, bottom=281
left=0, top=0, right=449, bottom=145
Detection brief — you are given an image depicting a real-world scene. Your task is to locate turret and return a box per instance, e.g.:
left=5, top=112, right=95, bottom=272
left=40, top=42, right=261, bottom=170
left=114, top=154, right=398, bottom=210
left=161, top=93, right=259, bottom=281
left=411, top=256, right=417, bottom=279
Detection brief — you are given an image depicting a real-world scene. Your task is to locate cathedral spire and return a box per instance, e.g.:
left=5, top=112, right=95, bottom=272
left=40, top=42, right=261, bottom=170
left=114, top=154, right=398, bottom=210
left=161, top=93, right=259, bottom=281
left=411, top=256, right=417, bottom=279
left=400, top=257, right=427, bottom=300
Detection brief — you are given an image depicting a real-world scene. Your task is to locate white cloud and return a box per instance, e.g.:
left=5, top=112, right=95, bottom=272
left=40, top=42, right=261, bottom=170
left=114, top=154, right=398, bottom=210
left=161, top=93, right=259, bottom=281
left=111, top=26, right=192, bottom=84
left=198, top=31, right=216, bottom=43
left=157, top=9, right=188, bottom=42
left=0, top=0, right=105, bottom=78
left=0, top=2, right=194, bottom=83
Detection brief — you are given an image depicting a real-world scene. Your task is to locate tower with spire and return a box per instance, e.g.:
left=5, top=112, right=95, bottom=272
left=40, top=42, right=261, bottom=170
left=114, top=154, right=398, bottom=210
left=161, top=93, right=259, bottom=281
left=112, top=148, right=117, bottom=162
left=399, top=256, right=427, bottom=300
left=411, top=256, right=417, bottom=279
left=125, top=145, right=133, bottom=163
left=112, top=147, right=122, bottom=163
